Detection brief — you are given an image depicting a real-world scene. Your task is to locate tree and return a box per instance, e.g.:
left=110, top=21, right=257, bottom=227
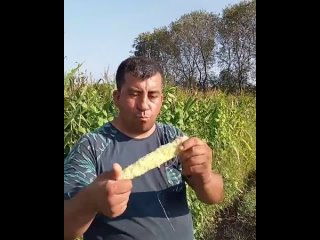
left=131, top=1, right=256, bottom=93
left=132, top=11, right=219, bottom=91
left=169, top=11, right=219, bottom=91
left=217, top=0, right=256, bottom=93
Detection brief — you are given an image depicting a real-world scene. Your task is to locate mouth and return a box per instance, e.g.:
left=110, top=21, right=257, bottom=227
left=137, top=116, right=150, bottom=119
left=136, top=115, right=151, bottom=122
left=136, top=114, right=151, bottom=118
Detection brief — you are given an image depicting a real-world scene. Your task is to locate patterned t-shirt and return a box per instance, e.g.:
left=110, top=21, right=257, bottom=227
left=64, top=122, right=194, bottom=240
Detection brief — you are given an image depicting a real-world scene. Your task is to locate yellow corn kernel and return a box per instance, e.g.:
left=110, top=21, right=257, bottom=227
left=121, top=136, right=188, bottom=180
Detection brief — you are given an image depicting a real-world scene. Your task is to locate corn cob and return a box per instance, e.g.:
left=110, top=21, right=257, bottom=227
left=121, top=136, right=188, bottom=180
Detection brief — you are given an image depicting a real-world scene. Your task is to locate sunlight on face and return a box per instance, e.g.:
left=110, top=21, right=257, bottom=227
left=114, top=72, right=163, bottom=134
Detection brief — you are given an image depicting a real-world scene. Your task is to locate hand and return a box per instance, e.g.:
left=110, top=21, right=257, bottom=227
left=89, top=163, right=132, bottom=218
left=178, top=137, right=213, bottom=184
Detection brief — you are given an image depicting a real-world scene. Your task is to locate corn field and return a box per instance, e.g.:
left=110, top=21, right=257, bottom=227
left=64, top=67, right=256, bottom=240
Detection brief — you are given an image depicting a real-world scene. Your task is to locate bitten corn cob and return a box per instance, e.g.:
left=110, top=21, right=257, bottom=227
left=121, top=136, right=188, bottom=180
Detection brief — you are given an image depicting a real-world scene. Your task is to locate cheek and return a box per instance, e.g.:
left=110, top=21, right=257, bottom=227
left=120, top=97, right=162, bottom=113
left=151, top=100, right=162, bottom=112
left=122, top=97, right=135, bottom=106
left=125, top=99, right=136, bottom=108
left=118, top=99, right=135, bottom=111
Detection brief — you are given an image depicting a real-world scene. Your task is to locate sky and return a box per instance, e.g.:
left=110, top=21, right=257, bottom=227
left=64, top=0, right=243, bottom=80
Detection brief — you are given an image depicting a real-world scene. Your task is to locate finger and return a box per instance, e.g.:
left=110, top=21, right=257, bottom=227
left=182, top=164, right=206, bottom=176
left=177, top=135, right=189, bottom=143
left=112, top=163, right=122, bottom=180
left=110, top=191, right=131, bottom=205
left=182, top=155, right=207, bottom=167
left=97, top=163, right=123, bottom=181
left=179, top=137, right=205, bottom=152
left=112, top=181, right=133, bottom=195
left=179, top=145, right=207, bottom=163
left=112, top=201, right=129, bottom=217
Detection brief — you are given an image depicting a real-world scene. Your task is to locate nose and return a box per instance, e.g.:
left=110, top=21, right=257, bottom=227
left=137, top=95, right=149, bottom=111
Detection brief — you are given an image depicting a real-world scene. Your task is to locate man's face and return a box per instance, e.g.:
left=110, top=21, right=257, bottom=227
left=114, top=72, right=163, bottom=134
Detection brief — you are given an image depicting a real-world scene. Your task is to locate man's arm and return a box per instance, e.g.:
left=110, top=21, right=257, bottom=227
left=64, top=187, right=97, bottom=240
left=64, top=136, right=98, bottom=240
left=64, top=164, right=132, bottom=240
left=184, top=171, right=224, bottom=204
left=178, top=137, right=224, bottom=204
left=64, top=135, right=132, bottom=240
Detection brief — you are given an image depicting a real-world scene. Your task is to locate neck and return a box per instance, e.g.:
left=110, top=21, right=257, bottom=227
left=111, top=117, right=156, bottom=139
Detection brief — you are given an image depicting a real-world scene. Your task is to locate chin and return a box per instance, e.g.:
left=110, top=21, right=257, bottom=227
left=137, top=120, right=155, bottom=132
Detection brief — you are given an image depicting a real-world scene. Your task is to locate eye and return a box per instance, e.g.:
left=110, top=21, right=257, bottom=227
left=130, top=92, right=139, bottom=96
left=148, top=93, right=159, bottom=99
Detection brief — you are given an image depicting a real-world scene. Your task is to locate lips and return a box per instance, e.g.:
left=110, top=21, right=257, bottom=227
left=136, top=113, right=151, bottom=118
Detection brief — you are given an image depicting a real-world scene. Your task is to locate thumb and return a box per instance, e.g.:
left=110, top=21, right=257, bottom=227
left=98, top=163, right=122, bottom=181
left=111, top=163, right=122, bottom=180
left=178, top=135, right=189, bottom=151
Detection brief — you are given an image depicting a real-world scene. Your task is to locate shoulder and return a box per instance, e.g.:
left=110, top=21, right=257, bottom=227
left=67, top=122, right=116, bottom=158
left=83, top=122, right=116, bottom=145
left=156, top=122, right=184, bottom=142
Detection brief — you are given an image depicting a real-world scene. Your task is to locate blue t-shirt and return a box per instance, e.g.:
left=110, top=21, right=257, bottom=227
left=64, top=122, right=194, bottom=240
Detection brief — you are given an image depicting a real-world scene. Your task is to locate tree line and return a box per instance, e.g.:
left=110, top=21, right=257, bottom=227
left=132, top=0, right=256, bottom=93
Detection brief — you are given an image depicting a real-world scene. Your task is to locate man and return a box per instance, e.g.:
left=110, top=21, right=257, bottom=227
left=64, top=56, right=224, bottom=240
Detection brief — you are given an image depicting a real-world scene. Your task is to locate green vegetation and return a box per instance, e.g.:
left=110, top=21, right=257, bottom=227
left=64, top=69, right=256, bottom=240
left=65, top=1, right=256, bottom=238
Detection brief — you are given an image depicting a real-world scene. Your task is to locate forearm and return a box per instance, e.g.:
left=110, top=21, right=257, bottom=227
left=187, top=171, right=224, bottom=204
left=64, top=187, right=97, bottom=240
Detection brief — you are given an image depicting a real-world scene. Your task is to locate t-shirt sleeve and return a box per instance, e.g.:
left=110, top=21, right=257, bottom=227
left=165, top=125, right=184, bottom=140
left=64, top=135, right=97, bottom=200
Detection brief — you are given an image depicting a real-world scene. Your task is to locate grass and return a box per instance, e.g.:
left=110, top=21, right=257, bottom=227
left=204, top=171, right=256, bottom=240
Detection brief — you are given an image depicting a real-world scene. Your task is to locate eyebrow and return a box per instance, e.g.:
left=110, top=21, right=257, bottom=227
left=148, top=91, right=161, bottom=95
left=128, top=88, right=142, bottom=92
left=127, top=88, right=161, bottom=94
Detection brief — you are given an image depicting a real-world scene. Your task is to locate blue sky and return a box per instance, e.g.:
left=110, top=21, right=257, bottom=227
left=64, top=0, right=242, bottom=80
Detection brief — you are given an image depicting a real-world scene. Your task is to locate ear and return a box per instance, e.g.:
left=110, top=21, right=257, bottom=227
left=160, top=93, right=164, bottom=104
left=113, top=90, right=120, bottom=107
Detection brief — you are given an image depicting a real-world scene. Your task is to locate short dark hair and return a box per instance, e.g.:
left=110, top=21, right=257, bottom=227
left=115, top=56, right=164, bottom=90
